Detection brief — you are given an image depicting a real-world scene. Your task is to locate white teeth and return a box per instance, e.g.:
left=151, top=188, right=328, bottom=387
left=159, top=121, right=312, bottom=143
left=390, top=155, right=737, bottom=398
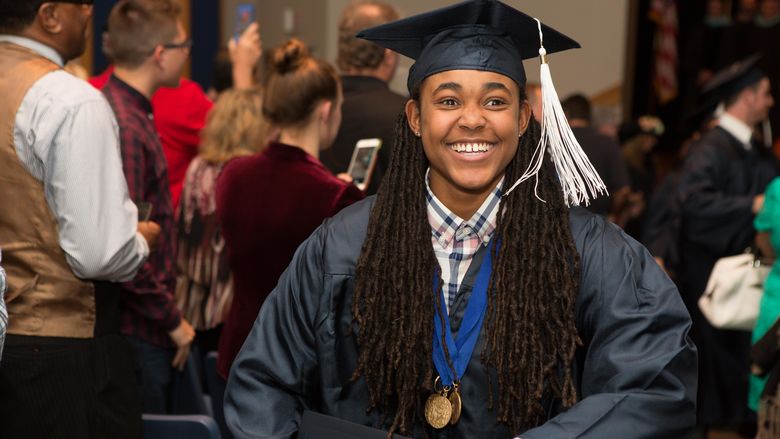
left=450, top=143, right=492, bottom=153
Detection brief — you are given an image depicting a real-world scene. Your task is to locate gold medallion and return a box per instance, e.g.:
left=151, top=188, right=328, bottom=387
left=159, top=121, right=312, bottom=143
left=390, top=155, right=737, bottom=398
left=424, top=392, right=452, bottom=429
left=448, top=388, right=462, bottom=425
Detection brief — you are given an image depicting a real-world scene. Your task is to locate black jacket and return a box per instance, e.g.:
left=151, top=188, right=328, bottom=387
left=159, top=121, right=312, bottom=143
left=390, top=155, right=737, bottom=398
left=320, top=76, right=407, bottom=195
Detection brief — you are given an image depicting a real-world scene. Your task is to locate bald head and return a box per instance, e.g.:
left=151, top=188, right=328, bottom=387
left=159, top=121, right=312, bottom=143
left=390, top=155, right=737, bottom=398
left=0, top=1, right=93, bottom=63
left=337, top=1, right=400, bottom=77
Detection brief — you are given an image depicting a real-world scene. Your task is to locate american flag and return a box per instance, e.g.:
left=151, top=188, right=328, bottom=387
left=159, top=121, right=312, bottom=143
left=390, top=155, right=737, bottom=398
left=650, top=0, right=678, bottom=104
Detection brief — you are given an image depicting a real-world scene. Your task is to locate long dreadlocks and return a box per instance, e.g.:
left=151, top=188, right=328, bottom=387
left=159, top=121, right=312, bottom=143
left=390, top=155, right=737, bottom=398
left=351, top=89, right=581, bottom=436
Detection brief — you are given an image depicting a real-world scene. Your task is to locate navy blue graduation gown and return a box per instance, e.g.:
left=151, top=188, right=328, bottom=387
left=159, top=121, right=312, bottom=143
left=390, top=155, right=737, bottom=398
left=224, top=198, right=697, bottom=438
left=676, top=126, right=779, bottom=427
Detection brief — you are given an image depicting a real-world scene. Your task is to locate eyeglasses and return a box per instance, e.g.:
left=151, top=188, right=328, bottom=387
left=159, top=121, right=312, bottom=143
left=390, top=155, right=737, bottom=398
left=162, top=39, right=193, bottom=51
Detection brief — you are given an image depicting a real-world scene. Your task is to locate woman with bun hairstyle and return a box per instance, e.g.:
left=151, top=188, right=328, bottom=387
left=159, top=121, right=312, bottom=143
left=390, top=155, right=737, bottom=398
left=215, top=39, right=364, bottom=379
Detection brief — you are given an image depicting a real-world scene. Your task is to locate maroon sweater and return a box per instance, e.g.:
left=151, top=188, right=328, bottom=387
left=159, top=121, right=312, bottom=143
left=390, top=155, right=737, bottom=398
left=215, top=141, right=364, bottom=378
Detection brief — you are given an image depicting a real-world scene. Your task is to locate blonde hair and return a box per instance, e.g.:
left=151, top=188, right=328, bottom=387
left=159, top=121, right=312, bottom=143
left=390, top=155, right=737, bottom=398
left=199, top=88, right=268, bottom=164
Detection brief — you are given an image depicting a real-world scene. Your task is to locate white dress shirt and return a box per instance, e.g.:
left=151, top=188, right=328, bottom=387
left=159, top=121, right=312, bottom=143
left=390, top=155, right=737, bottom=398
left=1, top=35, right=149, bottom=281
left=718, top=113, right=753, bottom=150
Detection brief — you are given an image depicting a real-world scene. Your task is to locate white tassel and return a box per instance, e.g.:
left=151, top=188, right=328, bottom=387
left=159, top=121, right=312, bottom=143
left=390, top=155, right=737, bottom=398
left=504, top=19, right=607, bottom=207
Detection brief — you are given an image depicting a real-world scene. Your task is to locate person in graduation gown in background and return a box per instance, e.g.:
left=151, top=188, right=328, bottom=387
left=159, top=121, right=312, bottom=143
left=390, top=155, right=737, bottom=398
left=675, top=54, right=779, bottom=436
left=224, top=1, right=697, bottom=438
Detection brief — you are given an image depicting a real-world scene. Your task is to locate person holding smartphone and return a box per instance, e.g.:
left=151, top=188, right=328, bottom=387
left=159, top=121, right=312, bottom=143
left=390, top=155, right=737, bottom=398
left=215, top=38, right=364, bottom=381
left=322, top=1, right=405, bottom=195
left=101, top=0, right=194, bottom=414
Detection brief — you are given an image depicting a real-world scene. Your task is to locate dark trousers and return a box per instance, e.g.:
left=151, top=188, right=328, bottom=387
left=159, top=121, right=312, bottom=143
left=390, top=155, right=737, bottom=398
left=0, top=333, right=142, bottom=439
left=126, top=335, right=174, bottom=414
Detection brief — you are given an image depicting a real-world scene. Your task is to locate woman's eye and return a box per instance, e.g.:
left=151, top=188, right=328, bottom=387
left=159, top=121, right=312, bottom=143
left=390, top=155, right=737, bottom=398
left=486, top=98, right=506, bottom=107
left=439, top=98, right=458, bottom=106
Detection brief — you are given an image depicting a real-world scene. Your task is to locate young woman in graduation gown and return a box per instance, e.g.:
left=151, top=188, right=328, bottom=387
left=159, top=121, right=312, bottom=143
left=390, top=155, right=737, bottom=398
left=223, top=1, right=697, bottom=438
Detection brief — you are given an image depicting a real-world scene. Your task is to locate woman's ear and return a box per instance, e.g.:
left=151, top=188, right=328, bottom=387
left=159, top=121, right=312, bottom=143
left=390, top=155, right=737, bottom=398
left=518, top=100, right=532, bottom=136
left=405, top=99, right=421, bottom=136
left=319, top=100, right=333, bottom=123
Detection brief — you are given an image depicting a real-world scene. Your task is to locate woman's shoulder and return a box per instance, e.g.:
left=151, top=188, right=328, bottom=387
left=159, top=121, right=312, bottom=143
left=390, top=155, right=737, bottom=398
left=218, top=151, right=263, bottom=178
left=567, top=206, right=650, bottom=272
left=567, top=206, right=613, bottom=246
left=765, top=177, right=780, bottom=198
left=567, top=207, right=686, bottom=342
left=184, top=156, right=222, bottom=181
left=316, top=197, right=376, bottom=275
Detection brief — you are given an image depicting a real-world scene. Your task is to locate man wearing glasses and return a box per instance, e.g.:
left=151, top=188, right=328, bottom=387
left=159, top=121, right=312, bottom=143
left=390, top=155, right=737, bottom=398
left=100, top=0, right=195, bottom=415
left=0, top=0, right=158, bottom=437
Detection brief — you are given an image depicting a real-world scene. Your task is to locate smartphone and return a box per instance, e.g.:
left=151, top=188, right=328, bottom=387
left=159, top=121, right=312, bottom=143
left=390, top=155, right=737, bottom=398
left=347, top=138, right=382, bottom=191
left=234, top=3, right=256, bottom=41
left=137, top=202, right=153, bottom=222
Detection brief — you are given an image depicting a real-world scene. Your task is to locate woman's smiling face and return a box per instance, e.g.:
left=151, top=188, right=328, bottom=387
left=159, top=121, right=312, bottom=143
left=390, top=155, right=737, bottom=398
left=406, top=69, right=531, bottom=205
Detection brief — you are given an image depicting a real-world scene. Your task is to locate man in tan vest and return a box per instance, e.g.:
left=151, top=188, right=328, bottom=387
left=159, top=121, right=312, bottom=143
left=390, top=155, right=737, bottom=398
left=0, top=1, right=159, bottom=437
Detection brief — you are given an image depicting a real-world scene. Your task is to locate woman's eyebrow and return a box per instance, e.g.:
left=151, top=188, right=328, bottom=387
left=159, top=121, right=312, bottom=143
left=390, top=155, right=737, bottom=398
left=483, top=82, right=511, bottom=93
left=432, top=82, right=461, bottom=93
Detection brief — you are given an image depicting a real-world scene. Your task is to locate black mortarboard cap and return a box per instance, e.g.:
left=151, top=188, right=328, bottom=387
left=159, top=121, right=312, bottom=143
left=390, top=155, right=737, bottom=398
left=357, top=0, right=606, bottom=207
left=356, top=0, right=580, bottom=93
left=702, top=54, right=767, bottom=103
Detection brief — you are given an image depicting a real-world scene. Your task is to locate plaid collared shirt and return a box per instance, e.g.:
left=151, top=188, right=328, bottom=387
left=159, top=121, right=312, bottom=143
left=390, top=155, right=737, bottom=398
left=426, top=171, right=503, bottom=311
left=103, top=75, right=181, bottom=348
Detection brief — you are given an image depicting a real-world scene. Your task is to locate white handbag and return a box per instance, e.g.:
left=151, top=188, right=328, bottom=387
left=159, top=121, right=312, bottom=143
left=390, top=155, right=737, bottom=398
left=698, top=250, right=771, bottom=331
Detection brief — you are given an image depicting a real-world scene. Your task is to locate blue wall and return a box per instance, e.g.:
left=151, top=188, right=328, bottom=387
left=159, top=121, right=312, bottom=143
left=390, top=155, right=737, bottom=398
left=91, top=0, right=118, bottom=75
left=190, top=0, right=220, bottom=91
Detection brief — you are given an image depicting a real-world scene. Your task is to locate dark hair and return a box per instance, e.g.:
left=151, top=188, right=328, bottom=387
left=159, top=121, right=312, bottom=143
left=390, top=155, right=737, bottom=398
left=351, top=87, right=581, bottom=436
left=107, top=0, right=181, bottom=68
left=337, top=1, right=399, bottom=72
left=211, top=48, right=234, bottom=94
left=723, top=70, right=766, bottom=107
left=262, top=38, right=339, bottom=126
left=0, top=0, right=44, bottom=33
left=561, top=93, right=592, bottom=123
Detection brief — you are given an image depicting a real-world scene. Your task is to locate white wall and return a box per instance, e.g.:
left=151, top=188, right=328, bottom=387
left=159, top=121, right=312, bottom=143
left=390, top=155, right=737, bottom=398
left=326, top=0, right=629, bottom=98
left=224, top=1, right=628, bottom=98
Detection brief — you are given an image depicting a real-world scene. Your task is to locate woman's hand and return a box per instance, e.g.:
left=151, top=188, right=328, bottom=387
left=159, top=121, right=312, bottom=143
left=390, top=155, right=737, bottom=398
left=229, top=22, right=262, bottom=89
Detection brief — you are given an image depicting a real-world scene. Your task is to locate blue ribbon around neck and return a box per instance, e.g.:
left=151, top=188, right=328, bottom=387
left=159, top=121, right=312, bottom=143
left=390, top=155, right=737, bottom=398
left=432, top=242, right=493, bottom=388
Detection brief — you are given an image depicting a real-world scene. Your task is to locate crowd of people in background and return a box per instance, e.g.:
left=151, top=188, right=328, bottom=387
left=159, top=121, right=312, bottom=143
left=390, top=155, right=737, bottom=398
left=684, top=0, right=780, bottom=153
left=0, top=0, right=393, bottom=436
left=1, top=0, right=780, bottom=438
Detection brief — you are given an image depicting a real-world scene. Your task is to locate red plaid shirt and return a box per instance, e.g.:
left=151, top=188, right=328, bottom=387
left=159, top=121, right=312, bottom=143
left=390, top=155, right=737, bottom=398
left=103, top=75, right=181, bottom=348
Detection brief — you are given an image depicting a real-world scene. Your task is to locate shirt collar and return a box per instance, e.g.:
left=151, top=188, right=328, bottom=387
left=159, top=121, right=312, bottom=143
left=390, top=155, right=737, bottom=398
left=718, top=113, right=753, bottom=149
left=0, top=35, right=64, bottom=67
left=425, top=168, right=503, bottom=248
left=108, top=74, right=154, bottom=115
